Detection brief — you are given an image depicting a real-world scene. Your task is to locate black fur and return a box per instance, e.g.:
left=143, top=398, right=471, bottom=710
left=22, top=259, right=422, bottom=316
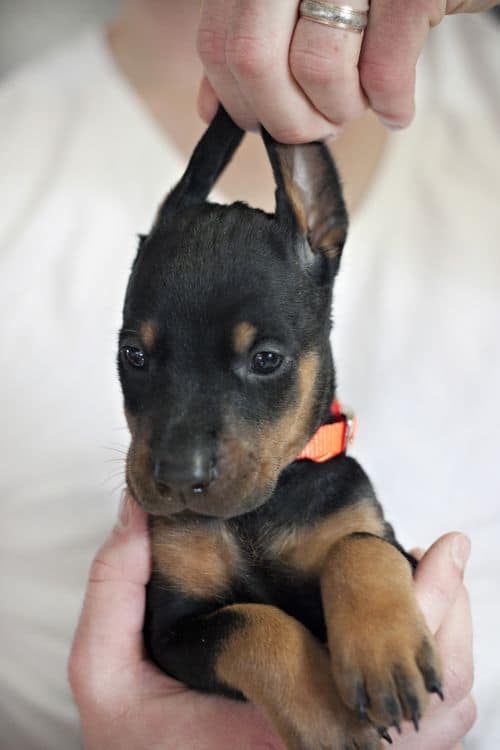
left=118, top=107, right=414, bottom=714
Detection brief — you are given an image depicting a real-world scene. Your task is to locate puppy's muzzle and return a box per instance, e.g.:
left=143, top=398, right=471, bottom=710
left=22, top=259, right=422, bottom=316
left=153, top=448, right=217, bottom=498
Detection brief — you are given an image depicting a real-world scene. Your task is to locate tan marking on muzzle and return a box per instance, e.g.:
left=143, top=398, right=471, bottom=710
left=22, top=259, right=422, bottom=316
left=124, top=408, right=137, bottom=435
left=255, top=352, right=320, bottom=490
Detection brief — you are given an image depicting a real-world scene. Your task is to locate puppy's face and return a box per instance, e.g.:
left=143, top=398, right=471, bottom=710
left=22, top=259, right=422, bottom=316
left=118, top=109, right=347, bottom=519
left=119, top=204, right=334, bottom=518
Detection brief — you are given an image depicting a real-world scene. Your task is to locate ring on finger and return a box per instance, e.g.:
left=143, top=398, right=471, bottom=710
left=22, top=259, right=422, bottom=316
left=299, top=1, right=369, bottom=33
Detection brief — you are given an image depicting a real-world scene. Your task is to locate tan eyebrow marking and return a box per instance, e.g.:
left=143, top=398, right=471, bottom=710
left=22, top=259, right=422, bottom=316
left=139, top=320, right=157, bottom=351
left=232, top=322, right=257, bottom=354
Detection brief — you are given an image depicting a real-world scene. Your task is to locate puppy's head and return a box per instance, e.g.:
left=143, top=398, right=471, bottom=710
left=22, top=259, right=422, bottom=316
left=118, top=108, right=348, bottom=519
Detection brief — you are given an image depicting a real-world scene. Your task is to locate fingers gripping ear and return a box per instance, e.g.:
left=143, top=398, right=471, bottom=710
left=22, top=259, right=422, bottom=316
left=262, top=131, right=348, bottom=259
left=156, top=105, right=244, bottom=226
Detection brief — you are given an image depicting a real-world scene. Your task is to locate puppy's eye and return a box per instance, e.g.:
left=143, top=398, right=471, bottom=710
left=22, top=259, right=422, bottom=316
left=121, top=346, right=146, bottom=369
left=251, top=351, right=283, bottom=375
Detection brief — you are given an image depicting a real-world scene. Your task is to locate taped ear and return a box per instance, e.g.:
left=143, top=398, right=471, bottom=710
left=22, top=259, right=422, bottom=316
left=262, top=131, right=348, bottom=261
left=156, top=106, right=244, bottom=226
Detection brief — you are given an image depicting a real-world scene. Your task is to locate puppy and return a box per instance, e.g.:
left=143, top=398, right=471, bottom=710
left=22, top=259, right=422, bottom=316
left=118, top=107, right=442, bottom=750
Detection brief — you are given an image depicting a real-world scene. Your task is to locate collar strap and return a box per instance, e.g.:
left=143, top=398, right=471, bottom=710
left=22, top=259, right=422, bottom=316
left=296, top=400, right=356, bottom=463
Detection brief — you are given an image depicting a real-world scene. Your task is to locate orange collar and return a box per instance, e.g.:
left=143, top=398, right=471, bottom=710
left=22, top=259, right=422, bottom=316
left=296, top=400, right=356, bottom=463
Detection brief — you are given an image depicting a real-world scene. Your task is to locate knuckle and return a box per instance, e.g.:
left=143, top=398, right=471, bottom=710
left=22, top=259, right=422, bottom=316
left=360, top=59, right=414, bottom=121
left=197, top=27, right=227, bottom=68
left=226, top=34, right=274, bottom=80
left=290, top=50, right=365, bottom=124
left=422, top=580, right=454, bottom=619
left=330, top=97, right=366, bottom=125
left=290, top=47, right=338, bottom=89
left=88, top=553, right=118, bottom=584
left=444, top=657, right=474, bottom=706
left=455, top=695, right=478, bottom=735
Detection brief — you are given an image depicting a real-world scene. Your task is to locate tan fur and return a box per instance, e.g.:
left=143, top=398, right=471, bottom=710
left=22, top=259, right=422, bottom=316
left=322, top=534, right=441, bottom=727
left=256, top=352, right=319, bottom=490
left=126, top=435, right=150, bottom=498
left=150, top=519, right=243, bottom=599
left=139, top=320, right=157, bottom=351
left=124, top=408, right=136, bottom=434
left=267, top=501, right=384, bottom=576
left=280, top=161, right=308, bottom=234
left=232, top=321, right=257, bottom=354
left=215, top=603, right=380, bottom=750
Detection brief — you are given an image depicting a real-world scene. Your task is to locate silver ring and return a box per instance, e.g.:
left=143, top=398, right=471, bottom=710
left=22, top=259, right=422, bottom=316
left=299, top=1, right=368, bottom=33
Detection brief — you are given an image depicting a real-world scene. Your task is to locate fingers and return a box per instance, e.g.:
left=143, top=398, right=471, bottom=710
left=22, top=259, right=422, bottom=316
left=69, top=493, right=151, bottom=692
left=394, top=534, right=476, bottom=748
left=436, top=585, right=474, bottom=708
left=199, top=0, right=340, bottom=142
left=359, top=0, right=445, bottom=128
left=413, top=532, right=470, bottom=634
left=198, top=0, right=478, bottom=135
left=290, top=1, right=367, bottom=126
left=198, top=0, right=255, bottom=128
left=198, top=0, right=449, bottom=137
left=390, top=696, right=476, bottom=749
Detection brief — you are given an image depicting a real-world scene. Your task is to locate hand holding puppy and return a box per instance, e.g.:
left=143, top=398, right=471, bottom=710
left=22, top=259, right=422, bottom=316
left=69, top=493, right=475, bottom=750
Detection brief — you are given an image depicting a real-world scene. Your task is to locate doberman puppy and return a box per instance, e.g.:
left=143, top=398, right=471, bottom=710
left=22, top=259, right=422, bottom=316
left=118, top=107, right=442, bottom=750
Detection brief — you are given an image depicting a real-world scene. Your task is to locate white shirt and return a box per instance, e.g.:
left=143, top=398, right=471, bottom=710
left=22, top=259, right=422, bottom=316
left=0, top=14, right=498, bottom=749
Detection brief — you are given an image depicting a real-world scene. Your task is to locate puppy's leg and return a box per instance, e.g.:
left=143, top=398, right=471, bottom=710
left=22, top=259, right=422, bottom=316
left=321, top=533, right=443, bottom=733
left=152, top=603, right=381, bottom=750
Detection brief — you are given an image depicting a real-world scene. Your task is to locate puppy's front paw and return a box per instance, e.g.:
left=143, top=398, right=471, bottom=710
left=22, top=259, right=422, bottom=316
left=322, top=536, right=443, bottom=734
left=331, top=620, right=442, bottom=733
left=277, top=683, right=382, bottom=750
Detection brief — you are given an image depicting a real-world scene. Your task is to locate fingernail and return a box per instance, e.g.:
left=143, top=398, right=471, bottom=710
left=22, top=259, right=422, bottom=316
left=380, top=118, right=405, bottom=132
left=452, top=534, right=471, bottom=570
left=116, top=490, right=131, bottom=531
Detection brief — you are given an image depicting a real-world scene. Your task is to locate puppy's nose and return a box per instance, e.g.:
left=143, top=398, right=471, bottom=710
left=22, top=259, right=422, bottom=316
left=153, top=450, right=216, bottom=495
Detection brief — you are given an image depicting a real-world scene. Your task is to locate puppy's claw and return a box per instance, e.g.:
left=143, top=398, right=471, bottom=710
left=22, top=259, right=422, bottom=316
left=406, top=694, right=421, bottom=731
left=355, top=683, right=369, bottom=720
left=431, top=685, right=445, bottom=702
left=378, top=727, right=392, bottom=744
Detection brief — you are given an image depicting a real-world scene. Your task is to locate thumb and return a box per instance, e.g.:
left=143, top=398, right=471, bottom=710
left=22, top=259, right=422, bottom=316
left=413, top=532, right=471, bottom=634
left=70, top=492, right=151, bottom=684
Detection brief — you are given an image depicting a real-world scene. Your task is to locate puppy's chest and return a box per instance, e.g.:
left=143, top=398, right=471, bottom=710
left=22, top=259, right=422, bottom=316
left=150, top=517, right=306, bottom=602
left=150, top=500, right=380, bottom=601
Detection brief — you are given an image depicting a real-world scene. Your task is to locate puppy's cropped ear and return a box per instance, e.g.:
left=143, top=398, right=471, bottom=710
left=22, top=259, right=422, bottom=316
left=263, top=131, right=348, bottom=263
left=156, top=106, right=244, bottom=226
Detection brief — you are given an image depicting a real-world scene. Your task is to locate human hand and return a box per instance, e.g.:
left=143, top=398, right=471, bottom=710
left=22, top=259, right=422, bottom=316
left=69, top=494, right=475, bottom=750
left=197, top=0, right=499, bottom=141
left=389, top=533, right=476, bottom=749
left=68, top=493, right=284, bottom=750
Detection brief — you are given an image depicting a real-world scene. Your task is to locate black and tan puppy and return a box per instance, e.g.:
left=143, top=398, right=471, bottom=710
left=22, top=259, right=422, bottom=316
left=118, top=108, right=442, bottom=750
